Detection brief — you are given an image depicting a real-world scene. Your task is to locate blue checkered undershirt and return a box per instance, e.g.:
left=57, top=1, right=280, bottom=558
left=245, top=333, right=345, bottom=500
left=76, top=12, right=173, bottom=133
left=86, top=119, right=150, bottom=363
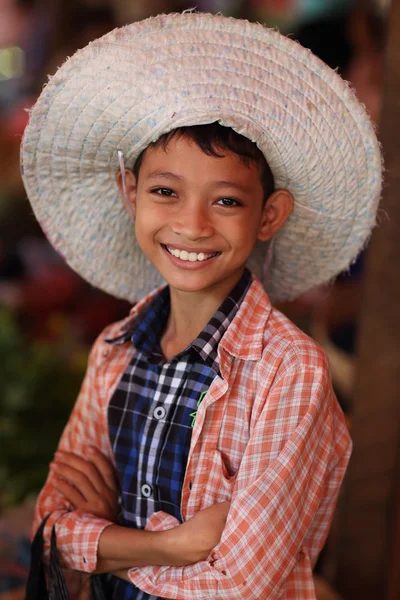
left=101, top=269, right=251, bottom=600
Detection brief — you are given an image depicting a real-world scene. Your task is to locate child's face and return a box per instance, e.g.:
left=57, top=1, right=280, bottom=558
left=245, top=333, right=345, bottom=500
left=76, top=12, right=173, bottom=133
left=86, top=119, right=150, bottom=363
left=121, top=135, right=292, bottom=297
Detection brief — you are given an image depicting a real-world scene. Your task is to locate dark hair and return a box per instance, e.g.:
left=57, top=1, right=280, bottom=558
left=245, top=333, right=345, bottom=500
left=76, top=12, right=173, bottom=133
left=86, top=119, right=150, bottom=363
left=132, top=122, right=274, bottom=203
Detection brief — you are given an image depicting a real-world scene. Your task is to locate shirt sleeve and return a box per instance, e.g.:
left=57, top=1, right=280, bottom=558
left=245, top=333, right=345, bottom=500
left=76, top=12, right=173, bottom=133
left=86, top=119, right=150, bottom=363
left=31, top=329, right=120, bottom=573
left=128, top=354, right=352, bottom=599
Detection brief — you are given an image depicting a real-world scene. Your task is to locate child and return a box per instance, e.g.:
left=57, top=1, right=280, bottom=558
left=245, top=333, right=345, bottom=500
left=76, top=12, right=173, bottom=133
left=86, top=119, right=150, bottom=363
left=21, top=12, right=382, bottom=600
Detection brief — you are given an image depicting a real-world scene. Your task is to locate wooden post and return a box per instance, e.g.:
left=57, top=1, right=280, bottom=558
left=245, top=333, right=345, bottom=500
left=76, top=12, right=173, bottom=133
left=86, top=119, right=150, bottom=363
left=335, top=2, right=400, bottom=599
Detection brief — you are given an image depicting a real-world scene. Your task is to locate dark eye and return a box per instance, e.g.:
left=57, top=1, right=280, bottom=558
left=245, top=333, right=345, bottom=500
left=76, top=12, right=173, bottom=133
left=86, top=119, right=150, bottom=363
left=216, top=197, right=241, bottom=207
left=152, top=187, right=176, bottom=197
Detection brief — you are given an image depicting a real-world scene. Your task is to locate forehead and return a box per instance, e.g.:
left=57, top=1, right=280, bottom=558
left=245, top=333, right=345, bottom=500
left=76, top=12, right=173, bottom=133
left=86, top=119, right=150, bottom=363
left=139, top=135, right=262, bottom=182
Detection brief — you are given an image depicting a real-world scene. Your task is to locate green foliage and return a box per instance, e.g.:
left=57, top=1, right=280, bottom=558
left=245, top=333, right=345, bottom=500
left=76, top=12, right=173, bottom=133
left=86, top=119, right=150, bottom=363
left=0, top=308, right=86, bottom=509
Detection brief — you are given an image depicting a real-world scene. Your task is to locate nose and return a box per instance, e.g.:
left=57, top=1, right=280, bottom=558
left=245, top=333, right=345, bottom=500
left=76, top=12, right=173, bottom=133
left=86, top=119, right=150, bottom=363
left=171, top=200, right=214, bottom=240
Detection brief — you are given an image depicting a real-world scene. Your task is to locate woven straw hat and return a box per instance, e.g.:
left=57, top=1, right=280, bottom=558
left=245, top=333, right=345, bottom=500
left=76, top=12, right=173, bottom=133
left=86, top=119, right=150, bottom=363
left=21, top=12, right=382, bottom=303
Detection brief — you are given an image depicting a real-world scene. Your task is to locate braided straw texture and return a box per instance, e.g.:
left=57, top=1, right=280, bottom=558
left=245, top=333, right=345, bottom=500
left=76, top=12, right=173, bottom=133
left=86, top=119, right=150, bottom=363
left=21, top=12, right=382, bottom=302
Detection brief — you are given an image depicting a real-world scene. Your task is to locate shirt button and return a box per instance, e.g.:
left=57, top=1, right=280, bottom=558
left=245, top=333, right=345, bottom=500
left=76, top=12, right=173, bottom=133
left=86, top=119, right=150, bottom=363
left=153, top=406, right=166, bottom=420
left=141, top=484, right=153, bottom=498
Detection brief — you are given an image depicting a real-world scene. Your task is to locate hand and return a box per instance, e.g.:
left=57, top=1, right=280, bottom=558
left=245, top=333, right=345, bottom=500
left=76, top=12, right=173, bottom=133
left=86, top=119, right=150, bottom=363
left=168, top=501, right=230, bottom=565
left=50, top=447, right=119, bottom=521
left=94, top=501, right=231, bottom=573
left=112, top=569, right=131, bottom=582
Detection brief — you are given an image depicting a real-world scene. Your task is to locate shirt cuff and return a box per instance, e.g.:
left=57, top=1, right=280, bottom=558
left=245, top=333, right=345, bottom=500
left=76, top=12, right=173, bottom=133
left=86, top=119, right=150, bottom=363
left=56, top=511, right=114, bottom=572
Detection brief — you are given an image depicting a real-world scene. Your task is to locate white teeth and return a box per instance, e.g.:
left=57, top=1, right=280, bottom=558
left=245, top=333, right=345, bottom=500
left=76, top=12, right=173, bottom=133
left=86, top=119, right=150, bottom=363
left=166, top=246, right=215, bottom=262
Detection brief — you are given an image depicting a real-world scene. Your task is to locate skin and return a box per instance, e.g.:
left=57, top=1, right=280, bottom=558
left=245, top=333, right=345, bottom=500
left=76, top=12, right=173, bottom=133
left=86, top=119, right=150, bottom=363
left=50, top=449, right=230, bottom=579
left=51, top=135, right=294, bottom=581
left=118, top=136, right=293, bottom=358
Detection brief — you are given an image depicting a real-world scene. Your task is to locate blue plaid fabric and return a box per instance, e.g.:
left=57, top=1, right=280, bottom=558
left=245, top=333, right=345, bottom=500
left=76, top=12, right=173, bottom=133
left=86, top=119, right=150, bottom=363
left=104, top=269, right=251, bottom=600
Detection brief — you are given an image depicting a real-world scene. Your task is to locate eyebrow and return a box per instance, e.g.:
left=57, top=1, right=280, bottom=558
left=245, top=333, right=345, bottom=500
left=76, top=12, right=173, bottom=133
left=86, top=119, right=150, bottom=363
left=213, top=180, right=252, bottom=193
left=146, top=171, right=183, bottom=181
left=146, top=172, right=251, bottom=193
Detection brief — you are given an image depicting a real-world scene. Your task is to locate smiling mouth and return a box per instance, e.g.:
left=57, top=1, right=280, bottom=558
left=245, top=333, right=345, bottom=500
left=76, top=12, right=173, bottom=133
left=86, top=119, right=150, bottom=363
left=162, top=244, right=220, bottom=262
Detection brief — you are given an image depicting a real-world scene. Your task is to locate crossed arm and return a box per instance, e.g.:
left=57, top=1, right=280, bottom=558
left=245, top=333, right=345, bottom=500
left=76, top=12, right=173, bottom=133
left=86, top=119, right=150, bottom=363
left=49, top=447, right=229, bottom=581
left=32, top=324, right=229, bottom=582
left=34, top=326, right=352, bottom=598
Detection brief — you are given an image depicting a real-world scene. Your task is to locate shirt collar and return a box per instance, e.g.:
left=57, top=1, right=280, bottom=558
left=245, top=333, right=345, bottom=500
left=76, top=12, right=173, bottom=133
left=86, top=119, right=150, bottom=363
left=190, top=268, right=251, bottom=373
left=107, top=269, right=252, bottom=374
left=219, top=274, right=273, bottom=362
left=107, top=286, right=170, bottom=363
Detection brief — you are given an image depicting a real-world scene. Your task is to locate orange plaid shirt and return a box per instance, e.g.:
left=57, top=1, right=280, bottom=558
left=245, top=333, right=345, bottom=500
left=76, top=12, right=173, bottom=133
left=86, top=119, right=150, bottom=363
left=33, top=275, right=351, bottom=599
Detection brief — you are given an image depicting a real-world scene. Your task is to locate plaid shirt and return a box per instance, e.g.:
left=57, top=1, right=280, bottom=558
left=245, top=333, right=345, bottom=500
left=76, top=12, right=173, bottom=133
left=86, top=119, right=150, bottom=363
left=105, top=270, right=250, bottom=600
left=33, top=274, right=352, bottom=600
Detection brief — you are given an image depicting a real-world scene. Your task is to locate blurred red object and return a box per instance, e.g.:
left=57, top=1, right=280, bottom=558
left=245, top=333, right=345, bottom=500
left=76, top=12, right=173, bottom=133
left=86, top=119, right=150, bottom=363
left=1, top=97, right=36, bottom=141
left=251, top=0, right=294, bottom=12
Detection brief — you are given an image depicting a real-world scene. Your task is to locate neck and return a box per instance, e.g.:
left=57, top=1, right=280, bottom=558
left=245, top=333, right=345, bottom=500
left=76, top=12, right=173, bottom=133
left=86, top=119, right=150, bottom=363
left=160, top=270, right=244, bottom=360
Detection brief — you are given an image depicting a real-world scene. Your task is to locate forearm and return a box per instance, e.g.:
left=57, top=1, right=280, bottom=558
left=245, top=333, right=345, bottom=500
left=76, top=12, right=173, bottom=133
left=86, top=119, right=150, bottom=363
left=95, top=524, right=184, bottom=573
left=95, top=501, right=230, bottom=574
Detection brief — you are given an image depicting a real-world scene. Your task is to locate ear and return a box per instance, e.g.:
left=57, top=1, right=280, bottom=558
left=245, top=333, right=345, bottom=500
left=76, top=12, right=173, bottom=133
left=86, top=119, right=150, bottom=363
left=257, top=189, right=294, bottom=242
left=116, top=169, right=137, bottom=220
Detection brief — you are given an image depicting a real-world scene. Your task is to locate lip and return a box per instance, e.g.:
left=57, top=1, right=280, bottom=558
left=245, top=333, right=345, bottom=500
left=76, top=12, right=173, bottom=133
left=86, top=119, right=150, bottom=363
left=161, top=244, right=220, bottom=270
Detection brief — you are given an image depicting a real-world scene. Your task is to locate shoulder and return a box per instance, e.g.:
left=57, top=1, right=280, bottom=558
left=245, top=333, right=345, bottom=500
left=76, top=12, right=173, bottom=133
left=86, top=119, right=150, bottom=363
left=257, top=309, right=340, bottom=434
left=264, top=306, right=329, bottom=375
left=226, top=276, right=330, bottom=378
left=251, top=306, right=336, bottom=418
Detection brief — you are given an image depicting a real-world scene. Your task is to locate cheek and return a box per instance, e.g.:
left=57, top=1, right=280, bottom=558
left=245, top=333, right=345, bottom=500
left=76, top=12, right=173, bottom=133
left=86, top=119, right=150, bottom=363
left=134, top=206, right=166, bottom=246
left=229, top=215, right=262, bottom=246
left=135, top=197, right=170, bottom=222
left=133, top=223, right=147, bottom=256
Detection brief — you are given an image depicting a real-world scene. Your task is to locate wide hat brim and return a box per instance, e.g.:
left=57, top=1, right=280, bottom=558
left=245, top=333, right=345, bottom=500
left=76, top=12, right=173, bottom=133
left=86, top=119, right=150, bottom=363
left=21, top=12, right=382, bottom=303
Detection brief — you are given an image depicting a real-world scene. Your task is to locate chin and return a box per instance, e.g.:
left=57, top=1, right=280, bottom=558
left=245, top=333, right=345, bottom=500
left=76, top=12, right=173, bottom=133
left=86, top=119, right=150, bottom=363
left=167, top=278, right=209, bottom=293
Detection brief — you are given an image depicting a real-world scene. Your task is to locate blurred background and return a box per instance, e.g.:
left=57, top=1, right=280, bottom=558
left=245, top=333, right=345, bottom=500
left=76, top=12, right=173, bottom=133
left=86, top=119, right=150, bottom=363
left=0, top=1, right=396, bottom=599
